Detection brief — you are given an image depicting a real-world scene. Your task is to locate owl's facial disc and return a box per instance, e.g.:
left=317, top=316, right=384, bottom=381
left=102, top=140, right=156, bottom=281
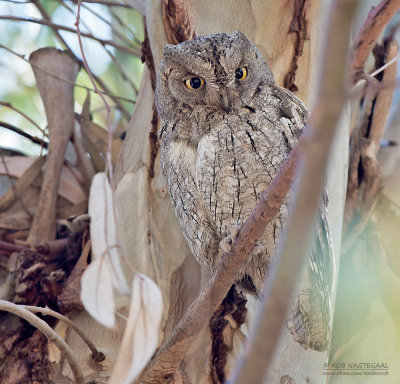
left=180, top=66, right=250, bottom=112
left=156, top=31, right=274, bottom=118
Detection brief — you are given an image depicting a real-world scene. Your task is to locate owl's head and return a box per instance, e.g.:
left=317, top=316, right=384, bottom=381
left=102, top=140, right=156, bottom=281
left=155, top=31, right=274, bottom=120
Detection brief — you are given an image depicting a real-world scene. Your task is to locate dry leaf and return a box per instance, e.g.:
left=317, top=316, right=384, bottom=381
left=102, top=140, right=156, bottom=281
left=81, top=255, right=115, bottom=328
left=0, top=156, right=86, bottom=205
left=28, top=48, right=80, bottom=245
left=88, top=173, right=129, bottom=295
left=109, top=273, right=163, bottom=384
left=81, top=173, right=130, bottom=327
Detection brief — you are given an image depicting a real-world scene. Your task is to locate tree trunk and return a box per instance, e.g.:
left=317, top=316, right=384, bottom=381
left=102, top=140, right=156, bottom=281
left=66, top=1, right=350, bottom=382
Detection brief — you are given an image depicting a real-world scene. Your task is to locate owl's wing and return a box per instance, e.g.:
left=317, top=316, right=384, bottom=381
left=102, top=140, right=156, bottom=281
left=160, top=129, right=220, bottom=271
left=270, top=85, right=334, bottom=351
left=287, top=205, right=334, bottom=352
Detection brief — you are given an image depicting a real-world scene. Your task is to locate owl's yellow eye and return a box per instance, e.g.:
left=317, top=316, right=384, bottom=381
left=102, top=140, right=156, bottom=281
left=235, top=66, right=248, bottom=80
left=184, top=77, right=205, bottom=90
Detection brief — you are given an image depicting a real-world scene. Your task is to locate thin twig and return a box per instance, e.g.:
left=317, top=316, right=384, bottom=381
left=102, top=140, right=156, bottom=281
left=0, top=300, right=85, bottom=384
left=80, top=2, right=137, bottom=48
left=109, top=7, right=143, bottom=46
left=75, top=0, right=135, bottom=276
left=370, top=51, right=400, bottom=78
left=0, top=43, right=136, bottom=105
left=0, top=240, right=26, bottom=253
left=0, top=121, right=48, bottom=148
left=105, top=47, right=139, bottom=95
left=0, top=100, right=46, bottom=136
left=0, top=15, right=141, bottom=56
left=22, top=305, right=104, bottom=361
left=14, top=0, right=135, bottom=120
left=75, top=0, right=113, bottom=182
left=76, top=0, right=132, bottom=6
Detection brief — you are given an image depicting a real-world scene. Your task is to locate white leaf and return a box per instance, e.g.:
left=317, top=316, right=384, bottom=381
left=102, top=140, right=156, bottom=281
left=81, top=255, right=115, bottom=328
left=89, top=172, right=130, bottom=295
left=109, top=273, right=163, bottom=384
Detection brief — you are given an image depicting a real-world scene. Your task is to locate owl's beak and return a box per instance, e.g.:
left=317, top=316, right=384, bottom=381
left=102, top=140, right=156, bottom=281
left=218, top=87, right=237, bottom=112
left=220, top=91, right=231, bottom=112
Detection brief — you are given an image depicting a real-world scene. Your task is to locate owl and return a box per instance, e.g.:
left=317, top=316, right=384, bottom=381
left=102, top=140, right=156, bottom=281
left=155, top=31, right=333, bottom=351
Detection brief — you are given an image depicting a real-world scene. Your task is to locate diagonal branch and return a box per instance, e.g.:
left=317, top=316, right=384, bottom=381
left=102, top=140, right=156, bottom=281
left=352, top=0, right=400, bottom=79
left=0, top=121, right=48, bottom=148
left=0, top=15, right=141, bottom=57
left=138, top=130, right=304, bottom=384
left=231, top=0, right=359, bottom=380
left=0, top=300, right=85, bottom=384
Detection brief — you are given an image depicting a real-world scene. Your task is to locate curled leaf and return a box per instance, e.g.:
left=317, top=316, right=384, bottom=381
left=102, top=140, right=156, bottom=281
left=88, top=172, right=130, bottom=295
left=81, top=255, right=115, bottom=328
left=109, top=273, right=163, bottom=384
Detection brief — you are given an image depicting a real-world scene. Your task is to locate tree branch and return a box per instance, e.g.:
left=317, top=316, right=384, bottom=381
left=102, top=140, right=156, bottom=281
left=138, top=129, right=304, bottom=384
left=0, top=100, right=45, bottom=135
left=0, top=240, right=26, bottom=253
left=352, top=0, right=400, bottom=79
left=0, top=15, right=141, bottom=57
left=23, top=305, right=104, bottom=361
left=230, top=0, right=360, bottom=382
left=0, top=121, right=48, bottom=148
left=0, top=43, right=136, bottom=105
left=0, top=300, right=85, bottom=384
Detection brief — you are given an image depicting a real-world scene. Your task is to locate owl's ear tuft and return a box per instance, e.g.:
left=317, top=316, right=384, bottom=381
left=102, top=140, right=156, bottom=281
left=163, top=44, right=177, bottom=57
left=232, top=30, right=249, bottom=43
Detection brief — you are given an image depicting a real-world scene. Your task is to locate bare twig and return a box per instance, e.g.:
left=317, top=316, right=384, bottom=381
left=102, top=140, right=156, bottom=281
left=0, top=121, right=48, bottom=148
left=13, top=0, right=135, bottom=119
left=0, top=15, right=141, bottom=57
left=75, top=0, right=133, bottom=6
left=369, top=41, right=399, bottom=155
left=22, top=305, right=104, bottom=361
left=352, top=0, right=400, bottom=79
left=0, top=100, right=46, bottom=136
left=75, top=0, right=114, bottom=185
left=0, top=43, right=135, bottom=105
left=108, top=7, right=143, bottom=46
left=370, top=50, right=400, bottom=77
left=105, top=47, right=139, bottom=95
left=80, top=2, right=137, bottom=47
left=230, top=0, right=359, bottom=383
left=0, top=240, right=26, bottom=253
left=0, top=300, right=85, bottom=384
left=75, top=0, right=135, bottom=274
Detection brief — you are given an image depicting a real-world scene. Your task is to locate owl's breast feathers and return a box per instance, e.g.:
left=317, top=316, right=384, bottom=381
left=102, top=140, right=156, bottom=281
left=160, top=83, right=333, bottom=351
left=160, top=84, right=307, bottom=269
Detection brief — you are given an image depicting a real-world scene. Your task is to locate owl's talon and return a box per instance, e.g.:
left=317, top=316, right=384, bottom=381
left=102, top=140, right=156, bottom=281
left=253, top=242, right=266, bottom=256
left=219, top=225, right=241, bottom=254
left=219, top=238, right=232, bottom=254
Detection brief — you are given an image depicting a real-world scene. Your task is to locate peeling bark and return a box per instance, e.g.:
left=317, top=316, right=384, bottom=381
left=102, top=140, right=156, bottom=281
left=162, top=0, right=195, bottom=45
left=284, top=0, right=311, bottom=92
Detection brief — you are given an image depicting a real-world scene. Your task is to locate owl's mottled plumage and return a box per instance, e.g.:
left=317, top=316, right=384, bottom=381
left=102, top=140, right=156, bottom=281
left=155, top=31, right=333, bottom=351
